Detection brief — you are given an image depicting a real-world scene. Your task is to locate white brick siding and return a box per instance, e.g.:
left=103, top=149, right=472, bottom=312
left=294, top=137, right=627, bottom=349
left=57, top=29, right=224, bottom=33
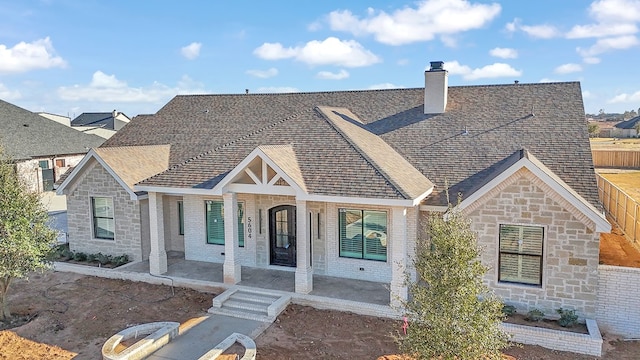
left=597, top=265, right=640, bottom=337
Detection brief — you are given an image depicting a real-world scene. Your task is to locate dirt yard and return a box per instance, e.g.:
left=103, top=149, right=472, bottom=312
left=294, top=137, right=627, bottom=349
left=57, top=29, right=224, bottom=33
left=591, top=138, right=640, bottom=150
left=1, top=271, right=640, bottom=359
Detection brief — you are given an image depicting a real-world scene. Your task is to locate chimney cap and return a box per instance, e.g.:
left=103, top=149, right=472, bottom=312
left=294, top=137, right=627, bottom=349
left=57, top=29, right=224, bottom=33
left=429, top=61, right=445, bottom=71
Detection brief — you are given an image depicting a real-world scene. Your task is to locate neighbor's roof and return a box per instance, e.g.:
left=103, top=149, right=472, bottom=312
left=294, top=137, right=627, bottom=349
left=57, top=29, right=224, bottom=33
left=0, top=99, right=105, bottom=160
left=71, top=112, right=129, bottom=130
left=615, top=115, right=640, bottom=129
left=103, top=82, right=599, bottom=206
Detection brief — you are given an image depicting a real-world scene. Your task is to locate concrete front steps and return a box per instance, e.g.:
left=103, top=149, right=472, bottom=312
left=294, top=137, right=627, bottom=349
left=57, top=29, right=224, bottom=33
left=208, top=287, right=291, bottom=322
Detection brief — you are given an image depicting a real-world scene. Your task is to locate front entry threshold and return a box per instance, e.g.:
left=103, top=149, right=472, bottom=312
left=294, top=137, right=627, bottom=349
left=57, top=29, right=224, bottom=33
left=209, top=287, right=291, bottom=322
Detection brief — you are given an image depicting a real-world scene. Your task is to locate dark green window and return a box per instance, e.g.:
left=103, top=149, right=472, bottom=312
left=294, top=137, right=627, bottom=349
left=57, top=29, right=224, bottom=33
left=178, top=201, right=184, bottom=235
left=205, top=201, right=245, bottom=247
left=39, top=160, right=49, bottom=169
left=92, top=197, right=114, bottom=240
left=338, top=209, right=387, bottom=261
left=499, top=224, right=544, bottom=286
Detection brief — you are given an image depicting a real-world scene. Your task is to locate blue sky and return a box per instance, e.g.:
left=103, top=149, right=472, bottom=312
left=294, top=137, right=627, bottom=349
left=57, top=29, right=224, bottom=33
left=1, top=0, right=639, bottom=118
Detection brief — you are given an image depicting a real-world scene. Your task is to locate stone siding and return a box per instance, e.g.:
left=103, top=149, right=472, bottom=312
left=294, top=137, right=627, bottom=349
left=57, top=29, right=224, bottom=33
left=468, top=169, right=600, bottom=319
left=66, top=159, right=143, bottom=261
left=163, top=195, right=184, bottom=253
left=597, top=265, right=640, bottom=337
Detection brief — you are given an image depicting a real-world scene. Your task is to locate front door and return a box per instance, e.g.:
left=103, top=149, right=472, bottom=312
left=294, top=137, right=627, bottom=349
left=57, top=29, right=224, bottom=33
left=269, top=205, right=296, bottom=267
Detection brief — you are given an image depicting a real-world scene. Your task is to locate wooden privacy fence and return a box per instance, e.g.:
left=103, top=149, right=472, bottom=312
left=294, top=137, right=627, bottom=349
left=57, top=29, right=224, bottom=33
left=597, top=174, right=640, bottom=244
left=592, top=150, right=640, bottom=169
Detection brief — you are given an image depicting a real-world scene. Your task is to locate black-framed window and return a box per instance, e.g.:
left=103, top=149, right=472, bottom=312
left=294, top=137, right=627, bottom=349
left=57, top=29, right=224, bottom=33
left=178, top=201, right=184, bottom=235
left=205, top=200, right=244, bottom=247
left=92, top=197, right=114, bottom=240
left=498, top=224, right=544, bottom=286
left=338, top=209, right=387, bottom=261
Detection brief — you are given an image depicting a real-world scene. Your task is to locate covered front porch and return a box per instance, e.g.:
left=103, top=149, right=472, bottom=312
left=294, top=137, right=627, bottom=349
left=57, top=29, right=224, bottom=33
left=122, top=254, right=391, bottom=307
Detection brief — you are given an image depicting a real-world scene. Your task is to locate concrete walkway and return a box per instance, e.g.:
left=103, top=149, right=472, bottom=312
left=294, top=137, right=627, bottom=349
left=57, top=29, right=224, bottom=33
left=145, top=314, right=267, bottom=360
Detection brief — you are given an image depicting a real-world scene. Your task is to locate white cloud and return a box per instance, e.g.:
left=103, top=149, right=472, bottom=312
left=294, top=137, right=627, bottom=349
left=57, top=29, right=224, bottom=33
left=566, top=23, right=637, bottom=39
left=254, top=37, right=380, bottom=67
left=554, top=63, right=583, bottom=74
left=316, top=69, right=349, bottom=80
left=255, top=86, right=299, bottom=93
left=583, top=57, right=601, bottom=64
left=505, top=18, right=559, bottom=38
left=589, top=0, right=640, bottom=23
left=246, top=68, right=278, bottom=78
left=57, top=71, right=204, bottom=103
left=0, top=37, right=66, bottom=74
left=326, top=0, right=501, bottom=45
left=444, top=61, right=522, bottom=80
left=0, top=83, right=21, bottom=100
left=181, top=42, right=202, bottom=60
left=440, top=35, right=458, bottom=48
left=577, top=35, right=639, bottom=56
left=582, top=90, right=594, bottom=99
left=539, top=78, right=560, bottom=83
left=608, top=90, right=640, bottom=103
left=368, top=83, right=403, bottom=90
left=489, top=47, right=518, bottom=59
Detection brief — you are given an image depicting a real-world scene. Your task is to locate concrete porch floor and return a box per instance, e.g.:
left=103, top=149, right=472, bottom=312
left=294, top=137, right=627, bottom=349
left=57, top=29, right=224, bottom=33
left=121, top=255, right=390, bottom=306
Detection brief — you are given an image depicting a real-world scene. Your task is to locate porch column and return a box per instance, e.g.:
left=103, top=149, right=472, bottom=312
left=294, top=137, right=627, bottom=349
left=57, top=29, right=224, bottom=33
left=390, top=206, right=408, bottom=308
left=223, top=192, right=241, bottom=284
left=295, top=199, right=313, bottom=293
left=148, top=191, right=167, bottom=275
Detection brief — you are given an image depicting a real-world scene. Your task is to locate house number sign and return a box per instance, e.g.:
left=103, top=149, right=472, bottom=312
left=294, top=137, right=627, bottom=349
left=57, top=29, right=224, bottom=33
left=247, top=216, right=252, bottom=239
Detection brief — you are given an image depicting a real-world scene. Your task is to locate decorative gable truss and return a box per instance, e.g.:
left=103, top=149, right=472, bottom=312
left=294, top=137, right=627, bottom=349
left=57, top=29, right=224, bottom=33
left=219, top=145, right=307, bottom=197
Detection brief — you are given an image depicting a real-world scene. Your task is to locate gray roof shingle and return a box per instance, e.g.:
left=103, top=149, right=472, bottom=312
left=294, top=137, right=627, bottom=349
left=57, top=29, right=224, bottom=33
left=104, top=82, right=599, bottom=206
left=0, top=99, right=105, bottom=160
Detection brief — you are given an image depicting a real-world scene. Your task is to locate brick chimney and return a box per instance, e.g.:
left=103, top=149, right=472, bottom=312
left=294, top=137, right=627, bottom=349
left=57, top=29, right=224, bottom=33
left=424, top=61, right=448, bottom=114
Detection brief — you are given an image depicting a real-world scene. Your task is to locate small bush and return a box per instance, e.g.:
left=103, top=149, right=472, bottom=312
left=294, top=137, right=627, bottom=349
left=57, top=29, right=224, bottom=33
left=96, top=253, right=111, bottom=265
left=525, top=308, right=545, bottom=322
left=111, top=254, right=129, bottom=267
left=86, top=253, right=97, bottom=262
left=557, top=308, right=579, bottom=327
left=72, top=252, right=87, bottom=261
left=502, top=304, right=517, bottom=317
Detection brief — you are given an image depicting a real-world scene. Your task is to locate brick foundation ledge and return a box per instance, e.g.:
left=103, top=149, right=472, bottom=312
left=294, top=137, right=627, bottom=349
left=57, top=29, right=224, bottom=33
left=502, top=319, right=602, bottom=357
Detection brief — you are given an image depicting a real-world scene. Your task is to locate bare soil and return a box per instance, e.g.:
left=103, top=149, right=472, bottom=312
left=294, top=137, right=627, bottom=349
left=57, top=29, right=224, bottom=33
left=599, top=220, right=640, bottom=267
left=1, top=271, right=639, bottom=359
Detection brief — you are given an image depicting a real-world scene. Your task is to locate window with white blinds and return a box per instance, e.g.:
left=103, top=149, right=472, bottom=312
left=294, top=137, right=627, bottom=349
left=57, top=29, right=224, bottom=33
left=338, top=209, right=387, bottom=261
left=205, top=201, right=245, bottom=247
left=498, top=224, right=544, bottom=286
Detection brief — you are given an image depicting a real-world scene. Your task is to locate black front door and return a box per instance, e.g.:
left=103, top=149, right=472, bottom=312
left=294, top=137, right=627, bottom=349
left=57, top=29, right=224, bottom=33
left=269, top=205, right=296, bottom=267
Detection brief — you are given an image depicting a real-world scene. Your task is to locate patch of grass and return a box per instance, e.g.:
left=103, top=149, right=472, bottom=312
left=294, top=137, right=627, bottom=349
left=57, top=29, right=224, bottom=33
left=600, top=172, right=640, bottom=202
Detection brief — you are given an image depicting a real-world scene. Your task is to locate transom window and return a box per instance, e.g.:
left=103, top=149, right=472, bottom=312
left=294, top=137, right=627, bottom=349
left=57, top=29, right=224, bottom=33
left=338, top=209, right=387, bottom=261
left=205, top=200, right=245, bottom=247
left=498, top=224, right=544, bottom=286
left=92, top=197, right=114, bottom=240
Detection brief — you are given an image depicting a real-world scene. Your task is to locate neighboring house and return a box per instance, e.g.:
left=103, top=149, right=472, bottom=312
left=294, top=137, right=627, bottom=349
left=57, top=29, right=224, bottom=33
left=38, top=112, right=71, bottom=126
left=57, top=62, right=610, bottom=320
left=611, top=115, right=640, bottom=138
left=0, top=99, right=105, bottom=193
left=70, top=110, right=131, bottom=138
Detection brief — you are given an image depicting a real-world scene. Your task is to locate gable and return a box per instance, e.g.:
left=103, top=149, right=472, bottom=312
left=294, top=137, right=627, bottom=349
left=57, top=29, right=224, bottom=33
left=455, top=154, right=610, bottom=233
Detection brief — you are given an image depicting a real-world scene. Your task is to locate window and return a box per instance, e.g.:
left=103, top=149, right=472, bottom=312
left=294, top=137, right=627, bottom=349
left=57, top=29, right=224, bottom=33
left=205, top=201, right=245, bottom=247
left=55, top=159, right=66, bottom=167
left=339, top=209, right=387, bottom=261
left=499, top=224, right=544, bottom=286
left=39, top=160, right=49, bottom=169
left=178, top=201, right=184, bottom=235
left=92, top=197, right=114, bottom=240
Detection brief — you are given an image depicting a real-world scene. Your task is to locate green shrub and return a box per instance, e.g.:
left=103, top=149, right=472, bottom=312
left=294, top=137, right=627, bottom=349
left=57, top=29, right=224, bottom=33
left=111, top=255, right=129, bottom=267
left=96, top=253, right=111, bottom=265
left=557, top=308, right=578, bottom=327
left=72, top=252, right=87, bottom=261
left=525, top=308, right=545, bottom=322
left=86, top=253, right=97, bottom=262
left=502, top=304, right=517, bottom=317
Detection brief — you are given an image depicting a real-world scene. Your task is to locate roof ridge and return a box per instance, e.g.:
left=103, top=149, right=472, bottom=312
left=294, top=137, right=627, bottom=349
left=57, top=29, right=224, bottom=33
left=315, top=106, right=409, bottom=199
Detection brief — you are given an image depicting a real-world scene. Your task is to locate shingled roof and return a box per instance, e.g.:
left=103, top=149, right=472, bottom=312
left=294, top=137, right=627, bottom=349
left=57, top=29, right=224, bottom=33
left=103, top=82, right=599, bottom=207
left=0, top=99, right=105, bottom=161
